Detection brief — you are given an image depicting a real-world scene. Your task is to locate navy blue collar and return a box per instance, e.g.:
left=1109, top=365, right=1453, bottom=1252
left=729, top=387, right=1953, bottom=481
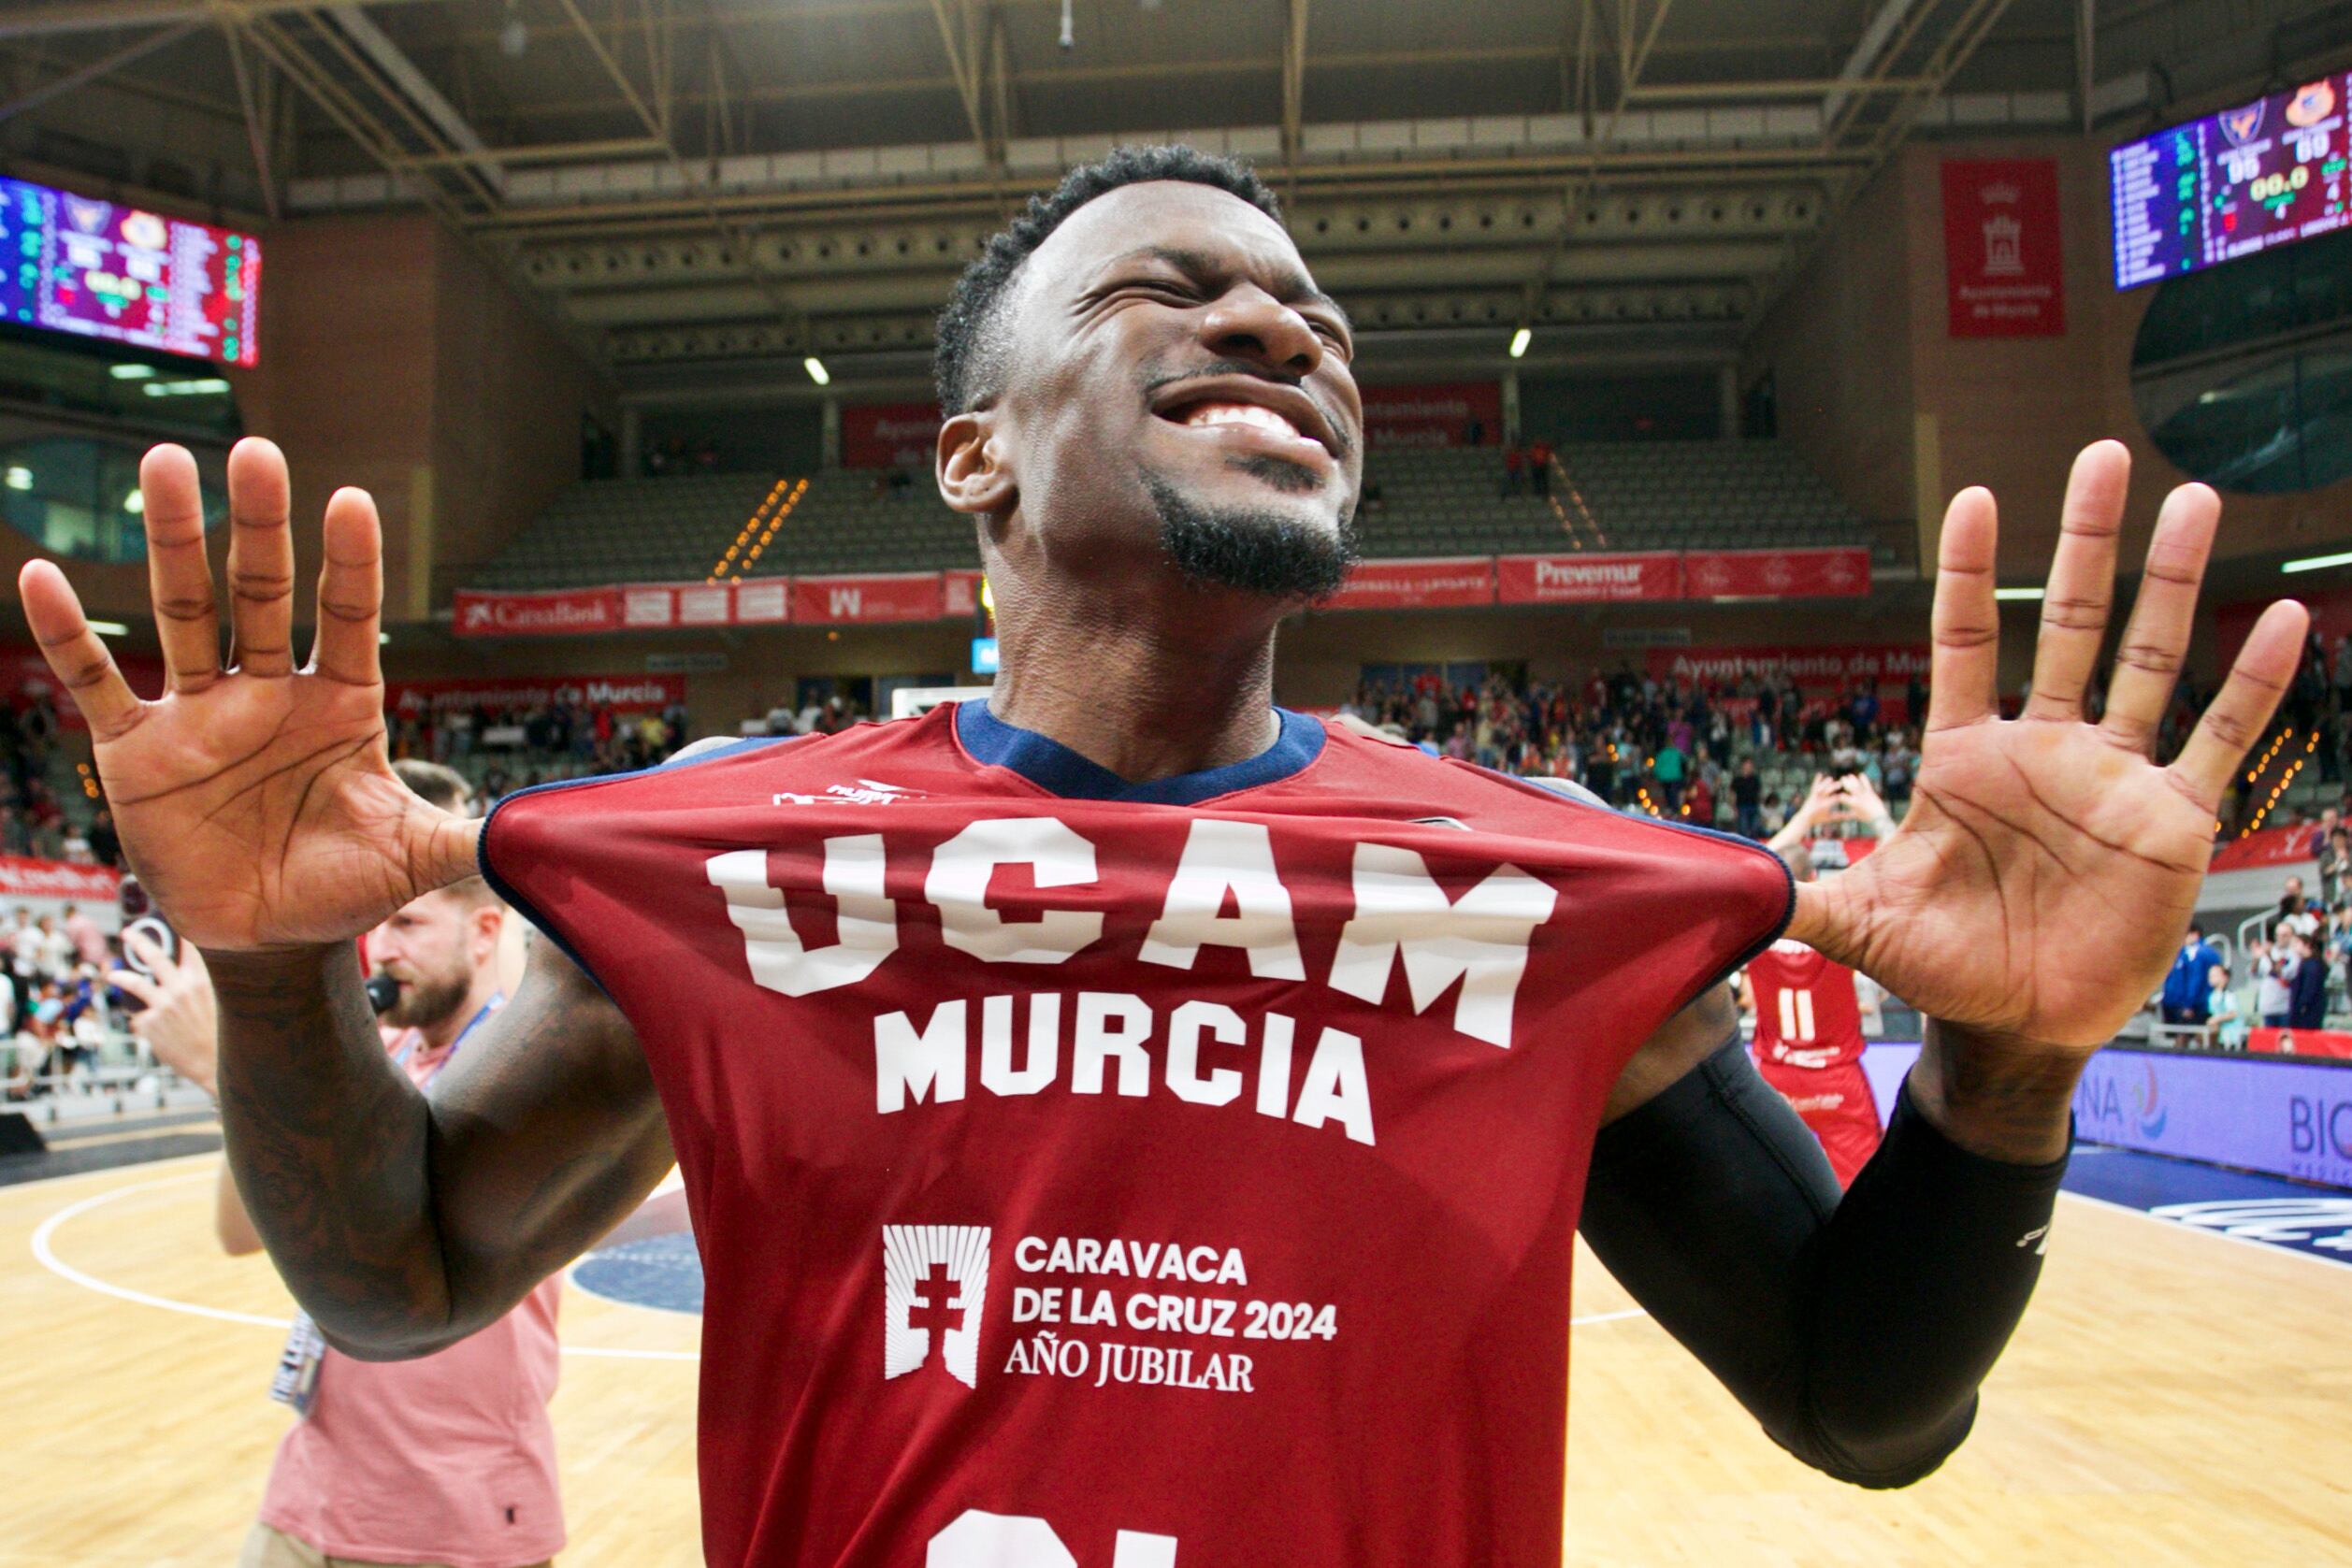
left=955, top=699, right=1323, bottom=805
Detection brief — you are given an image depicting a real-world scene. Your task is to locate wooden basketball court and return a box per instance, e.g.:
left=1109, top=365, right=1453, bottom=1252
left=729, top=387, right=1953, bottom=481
left=4, top=1144, right=2347, bottom=1566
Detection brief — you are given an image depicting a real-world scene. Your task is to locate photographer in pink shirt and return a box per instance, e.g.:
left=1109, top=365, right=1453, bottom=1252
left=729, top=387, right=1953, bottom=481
left=120, top=762, right=562, bottom=1568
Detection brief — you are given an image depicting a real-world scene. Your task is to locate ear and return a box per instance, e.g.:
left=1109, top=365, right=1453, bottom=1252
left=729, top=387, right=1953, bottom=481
left=472, top=902, right=504, bottom=961
left=937, top=410, right=1016, bottom=518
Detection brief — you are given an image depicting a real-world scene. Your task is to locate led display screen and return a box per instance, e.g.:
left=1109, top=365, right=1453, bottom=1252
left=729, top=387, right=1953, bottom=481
left=0, top=177, right=260, bottom=365
left=2111, top=73, right=2351, bottom=288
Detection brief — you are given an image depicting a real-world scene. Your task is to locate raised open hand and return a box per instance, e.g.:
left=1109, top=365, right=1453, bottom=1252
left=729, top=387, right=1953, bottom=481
left=16, top=439, right=478, bottom=952
left=1789, top=440, right=2307, bottom=1052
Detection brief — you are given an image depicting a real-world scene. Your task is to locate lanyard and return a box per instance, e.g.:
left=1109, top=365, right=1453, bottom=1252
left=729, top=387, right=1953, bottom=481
left=389, top=993, right=504, bottom=1087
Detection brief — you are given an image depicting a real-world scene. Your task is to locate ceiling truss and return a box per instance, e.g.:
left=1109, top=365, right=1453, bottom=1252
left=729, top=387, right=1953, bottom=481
left=0, top=0, right=2126, bottom=387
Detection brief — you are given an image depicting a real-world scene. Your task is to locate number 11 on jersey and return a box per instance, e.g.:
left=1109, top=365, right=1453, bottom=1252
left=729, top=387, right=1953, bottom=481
left=930, top=1510, right=1176, bottom=1567
left=1776, top=987, right=1816, bottom=1043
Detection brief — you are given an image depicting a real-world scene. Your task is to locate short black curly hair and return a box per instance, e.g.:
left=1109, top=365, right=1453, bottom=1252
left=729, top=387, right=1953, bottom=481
left=932, top=144, right=1284, bottom=414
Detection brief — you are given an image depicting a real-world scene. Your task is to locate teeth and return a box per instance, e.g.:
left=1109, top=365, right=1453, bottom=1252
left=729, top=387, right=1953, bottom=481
left=1179, top=401, right=1306, bottom=442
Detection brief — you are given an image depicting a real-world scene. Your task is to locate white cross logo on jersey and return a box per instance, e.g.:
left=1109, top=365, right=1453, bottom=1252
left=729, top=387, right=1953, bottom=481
left=884, top=1225, right=992, bottom=1388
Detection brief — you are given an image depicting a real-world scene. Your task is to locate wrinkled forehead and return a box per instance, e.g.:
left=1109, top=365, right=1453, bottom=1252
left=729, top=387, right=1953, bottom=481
left=1009, top=179, right=1312, bottom=321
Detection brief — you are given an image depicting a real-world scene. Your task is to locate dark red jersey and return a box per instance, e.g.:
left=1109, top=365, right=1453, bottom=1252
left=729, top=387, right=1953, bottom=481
left=482, top=702, right=1791, bottom=1568
left=1744, top=938, right=1867, bottom=1070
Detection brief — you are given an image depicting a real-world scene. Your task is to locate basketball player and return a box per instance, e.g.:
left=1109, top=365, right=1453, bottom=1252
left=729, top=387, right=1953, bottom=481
left=22, top=148, right=2307, bottom=1564
left=116, top=761, right=561, bottom=1568
left=1739, top=840, right=1882, bottom=1188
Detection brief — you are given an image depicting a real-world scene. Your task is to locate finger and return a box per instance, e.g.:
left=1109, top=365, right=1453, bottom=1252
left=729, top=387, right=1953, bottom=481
left=2100, top=482, right=2219, bottom=753
left=224, top=437, right=296, bottom=678
left=2171, top=600, right=2311, bottom=809
left=106, top=968, right=161, bottom=1008
left=310, top=487, right=383, bottom=686
left=2020, top=441, right=2129, bottom=721
left=123, top=927, right=176, bottom=980
left=16, top=561, right=141, bottom=739
left=1926, top=485, right=1999, bottom=731
left=138, top=445, right=221, bottom=692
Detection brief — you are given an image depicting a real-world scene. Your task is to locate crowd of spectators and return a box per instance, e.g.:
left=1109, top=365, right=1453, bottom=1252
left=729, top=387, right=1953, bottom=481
left=2160, top=866, right=2352, bottom=1050
left=1339, top=664, right=1924, bottom=840
left=387, top=696, right=694, bottom=802
left=0, top=689, right=73, bottom=860
left=641, top=434, right=722, bottom=477
left=1, top=901, right=124, bottom=1095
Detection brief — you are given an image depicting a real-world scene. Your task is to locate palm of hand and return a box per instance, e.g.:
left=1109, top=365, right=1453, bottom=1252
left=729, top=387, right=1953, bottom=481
left=1785, top=443, right=2304, bottom=1058
left=1813, top=720, right=2208, bottom=1049
left=98, top=675, right=441, bottom=951
left=17, top=440, right=478, bottom=954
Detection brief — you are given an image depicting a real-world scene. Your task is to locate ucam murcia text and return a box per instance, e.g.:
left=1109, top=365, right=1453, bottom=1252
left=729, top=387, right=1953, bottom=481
left=703, top=814, right=1561, bottom=1149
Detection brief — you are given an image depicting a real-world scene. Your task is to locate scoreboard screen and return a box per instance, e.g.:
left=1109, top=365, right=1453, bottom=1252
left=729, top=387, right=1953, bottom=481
left=2110, top=73, right=2351, bottom=289
left=0, top=177, right=260, bottom=366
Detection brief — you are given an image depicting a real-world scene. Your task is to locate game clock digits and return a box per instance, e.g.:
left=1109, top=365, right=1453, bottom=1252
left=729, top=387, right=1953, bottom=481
left=0, top=176, right=261, bottom=367
left=2111, top=73, right=2351, bottom=289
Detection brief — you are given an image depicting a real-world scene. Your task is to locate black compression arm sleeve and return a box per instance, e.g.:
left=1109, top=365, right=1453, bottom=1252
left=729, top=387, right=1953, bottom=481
left=1580, top=1037, right=2068, bottom=1489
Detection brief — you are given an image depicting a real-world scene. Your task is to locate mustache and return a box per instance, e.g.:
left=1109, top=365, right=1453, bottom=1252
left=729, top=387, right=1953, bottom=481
left=1141, top=361, right=1355, bottom=457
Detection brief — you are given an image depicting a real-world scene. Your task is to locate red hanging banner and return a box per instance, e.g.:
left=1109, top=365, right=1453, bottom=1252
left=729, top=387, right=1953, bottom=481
left=1321, top=556, right=1495, bottom=611
left=385, top=673, right=685, bottom=718
left=841, top=402, right=944, bottom=469
left=1495, top=552, right=1682, bottom=604
left=1682, top=547, right=1869, bottom=599
left=1358, top=382, right=1502, bottom=448
left=1941, top=157, right=2066, bottom=338
left=452, top=587, right=625, bottom=639
left=790, top=571, right=948, bottom=625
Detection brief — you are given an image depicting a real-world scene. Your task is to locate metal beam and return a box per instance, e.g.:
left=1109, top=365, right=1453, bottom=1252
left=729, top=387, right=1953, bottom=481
left=469, top=141, right=1857, bottom=237
left=929, top=0, right=991, bottom=166
left=1629, top=76, right=1932, bottom=101
left=491, top=42, right=1589, bottom=124
left=0, top=0, right=446, bottom=42
left=325, top=5, right=503, bottom=192
left=1520, top=0, right=1675, bottom=319
left=550, top=0, right=811, bottom=338
left=221, top=21, right=280, bottom=220
left=383, top=136, right=672, bottom=170
left=0, top=18, right=200, bottom=124
left=1282, top=0, right=1310, bottom=197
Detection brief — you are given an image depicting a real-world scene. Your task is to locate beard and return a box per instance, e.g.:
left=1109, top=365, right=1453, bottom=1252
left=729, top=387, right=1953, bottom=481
left=1144, top=466, right=1359, bottom=600
left=382, top=963, right=473, bottom=1031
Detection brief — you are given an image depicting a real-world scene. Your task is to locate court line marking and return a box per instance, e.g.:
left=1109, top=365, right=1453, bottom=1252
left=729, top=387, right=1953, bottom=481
left=30, top=1166, right=1656, bottom=1345
left=2058, top=1189, right=2352, bottom=1275
left=29, top=1167, right=700, bottom=1361
left=0, top=1145, right=217, bottom=1194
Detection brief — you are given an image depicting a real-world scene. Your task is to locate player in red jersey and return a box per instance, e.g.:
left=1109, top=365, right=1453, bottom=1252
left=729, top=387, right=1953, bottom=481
left=1740, top=777, right=1888, bottom=1186
left=22, top=146, right=2311, bottom=1565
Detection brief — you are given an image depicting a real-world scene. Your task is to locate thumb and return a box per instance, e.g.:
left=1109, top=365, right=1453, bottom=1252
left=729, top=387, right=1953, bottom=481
left=413, top=811, right=486, bottom=894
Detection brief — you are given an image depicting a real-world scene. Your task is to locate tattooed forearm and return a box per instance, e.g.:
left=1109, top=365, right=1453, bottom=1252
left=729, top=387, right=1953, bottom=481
left=206, top=941, right=454, bottom=1355
left=206, top=937, right=671, bottom=1360
left=1912, top=1017, right=2083, bottom=1164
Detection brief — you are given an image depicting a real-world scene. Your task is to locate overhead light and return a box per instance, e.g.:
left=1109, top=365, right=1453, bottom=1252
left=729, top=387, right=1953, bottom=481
left=108, top=364, right=155, bottom=381
left=143, top=377, right=230, bottom=397
left=378, top=631, right=391, bottom=644
left=803, top=356, right=830, bottom=386
left=87, top=620, right=129, bottom=637
left=2282, top=551, right=2352, bottom=575
left=1508, top=326, right=1532, bottom=359
left=123, top=490, right=142, bottom=513
left=1994, top=586, right=2044, bottom=601
left=3, top=467, right=29, bottom=491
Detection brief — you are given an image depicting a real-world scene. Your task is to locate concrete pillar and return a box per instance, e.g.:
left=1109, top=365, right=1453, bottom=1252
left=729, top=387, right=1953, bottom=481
left=1719, top=363, right=1741, bottom=440
left=1502, top=369, right=1522, bottom=446
left=618, top=405, right=642, bottom=478
left=821, top=396, right=842, bottom=468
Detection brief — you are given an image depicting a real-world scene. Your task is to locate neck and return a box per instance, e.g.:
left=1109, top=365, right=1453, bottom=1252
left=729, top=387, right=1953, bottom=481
left=419, top=969, right=499, bottom=1053
left=988, top=590, right=1284, bottom=784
